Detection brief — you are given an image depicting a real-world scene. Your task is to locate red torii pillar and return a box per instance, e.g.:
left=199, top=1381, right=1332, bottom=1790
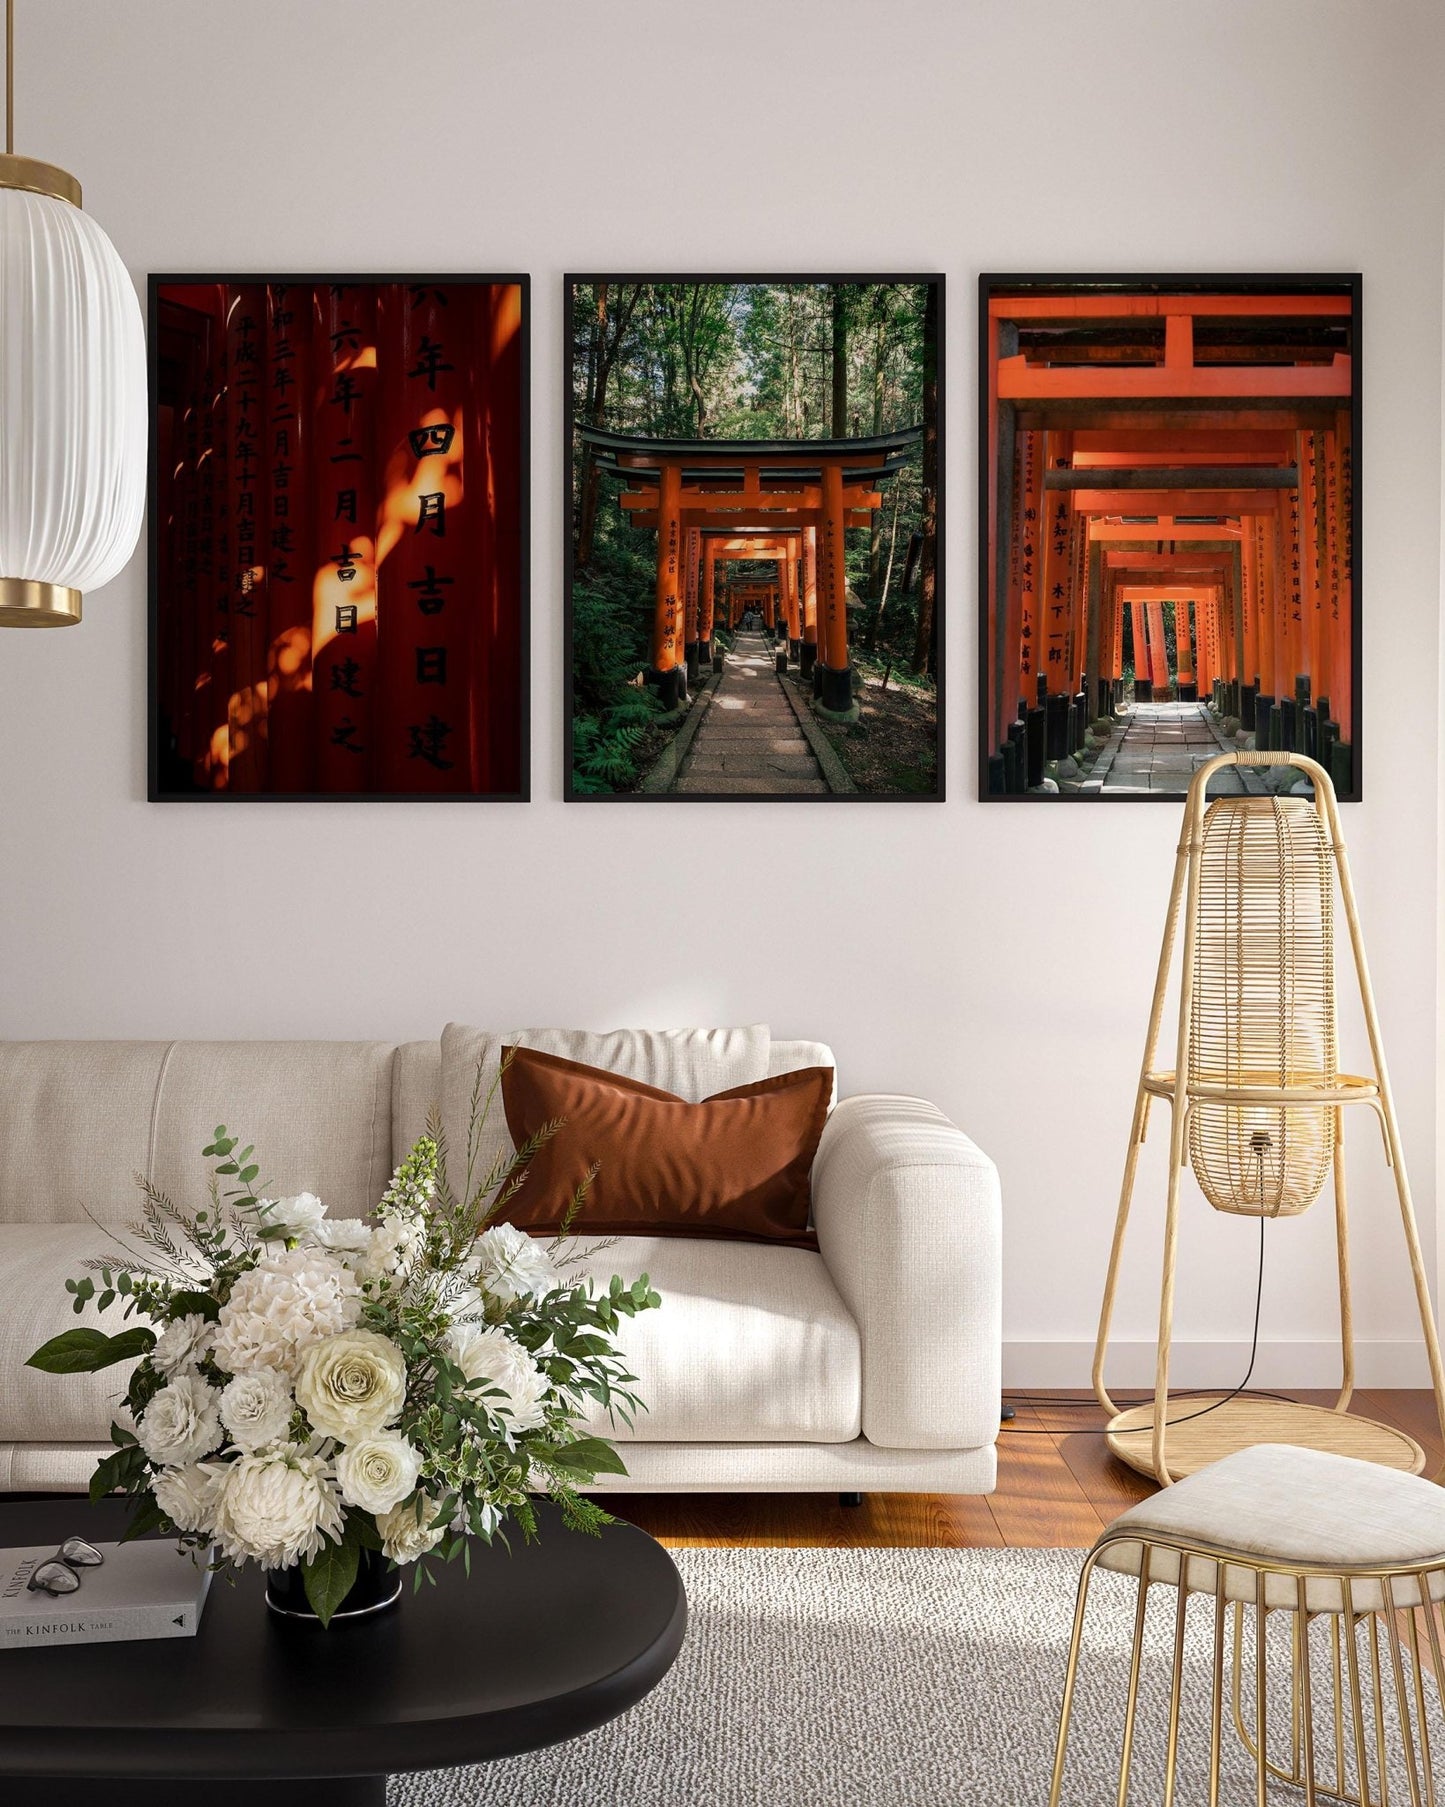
left=700, top=540, right=717, bottom=661
left=649, top=460, right=684, bottom=706
left=800, top=524, right=819, bottom=680
left=683, top=526, right=702, bottom=686
left=816, top=462, right=855, bottom=718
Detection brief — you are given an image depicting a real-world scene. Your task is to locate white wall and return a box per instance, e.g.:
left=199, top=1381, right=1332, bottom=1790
left=2, top=0, right=1442, bottom=1387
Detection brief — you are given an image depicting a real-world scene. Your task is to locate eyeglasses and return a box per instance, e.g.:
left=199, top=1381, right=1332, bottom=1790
left=27, top=1535, right=104, bottom=1596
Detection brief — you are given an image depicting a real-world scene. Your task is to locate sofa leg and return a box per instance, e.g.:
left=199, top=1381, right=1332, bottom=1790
left=838, top=1491, right=863, bottom=1508
left=1001, top=1402, right=1016, bottom=1422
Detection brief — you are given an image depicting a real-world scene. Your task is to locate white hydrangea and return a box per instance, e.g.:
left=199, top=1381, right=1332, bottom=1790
left=150, top=1313, right=214, bottom=1377
left=218, top=1367, right=295, bottom=1452
left=211, top=1246, right=361, bottom=1377
left=469, top=1224, right=558, bottom=1305
left=137, top=1373, right=225, bottom=1467
left=153, top=1458, right=227, bottom=1534
left=336, top=1432, right=423, bottom=1515
left=210, top=1447, right=344, bottom=1569
left=442, top=1323, right=550, bottom=1433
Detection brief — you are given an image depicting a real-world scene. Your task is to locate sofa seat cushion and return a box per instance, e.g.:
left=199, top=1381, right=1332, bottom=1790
left=563, top=1235, right=860, bottom=1444
left=0, top=1224, right=139, bottom=1445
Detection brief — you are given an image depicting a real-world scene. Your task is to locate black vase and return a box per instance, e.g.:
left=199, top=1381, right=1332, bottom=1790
left=265, top=1546, right=401, bottom=1623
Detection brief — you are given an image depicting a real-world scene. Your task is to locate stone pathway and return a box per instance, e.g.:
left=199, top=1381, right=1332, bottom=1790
left=674, top=631, right=829, bottom=795
left=1098, top=701, right=1251, bottom=795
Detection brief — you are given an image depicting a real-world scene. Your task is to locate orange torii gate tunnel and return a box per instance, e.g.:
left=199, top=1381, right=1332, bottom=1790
left=983, top=285, right=1357, bottom=795
left=582, top=426, right=920, bottom=715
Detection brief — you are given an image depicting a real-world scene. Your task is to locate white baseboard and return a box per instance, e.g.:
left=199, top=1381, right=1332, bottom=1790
left=1004, top=1340, right=1433, bottom=1391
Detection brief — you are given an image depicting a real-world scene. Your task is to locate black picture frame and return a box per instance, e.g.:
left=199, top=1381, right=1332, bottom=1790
left=564, top=272, right=945, bottom=803
left=147, top=272, right=531, bottom=803
left=977, top=272, right=1362, bottom=802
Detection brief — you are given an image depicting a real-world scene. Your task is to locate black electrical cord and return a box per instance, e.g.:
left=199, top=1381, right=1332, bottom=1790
left=1001, top=1216, right=1272, bottom=1434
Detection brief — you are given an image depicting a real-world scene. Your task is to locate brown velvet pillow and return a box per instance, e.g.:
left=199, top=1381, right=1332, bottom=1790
left=497, top=1046, right=832, bottom=1247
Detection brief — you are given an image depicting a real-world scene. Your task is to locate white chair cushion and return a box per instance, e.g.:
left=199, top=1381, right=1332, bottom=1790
left=563, top=1234, right=860, bottom=1444
left=1096, top=1443, right=1445, bottom=1611
left=0, top=1224, right=139, bottom=1445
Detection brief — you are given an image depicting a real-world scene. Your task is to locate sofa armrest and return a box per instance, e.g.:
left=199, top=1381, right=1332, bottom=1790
left=811, top=1094, right=1001, bottom=1452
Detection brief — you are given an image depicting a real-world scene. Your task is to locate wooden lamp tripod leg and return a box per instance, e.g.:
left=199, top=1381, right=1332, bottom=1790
left=1094, top=837, right=1192, bottom=1418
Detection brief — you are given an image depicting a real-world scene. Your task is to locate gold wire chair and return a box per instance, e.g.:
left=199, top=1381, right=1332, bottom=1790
left=1049, top=1522, right=1445, bottom=1807
left=1092, top=751, right=1445, bottom=1484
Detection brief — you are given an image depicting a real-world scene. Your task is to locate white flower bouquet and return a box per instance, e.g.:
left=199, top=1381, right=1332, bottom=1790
left=27, top=1075, right=660, bottom=1624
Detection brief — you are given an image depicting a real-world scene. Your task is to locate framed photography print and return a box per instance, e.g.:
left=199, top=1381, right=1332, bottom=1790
left=565, top=274, right=943, bottom=800
left=979, top=274, right=1360, bottom=801
left=150, top=275, right=528, bottom=800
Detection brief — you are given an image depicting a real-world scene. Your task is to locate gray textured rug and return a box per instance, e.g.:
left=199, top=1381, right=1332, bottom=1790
left=388, top=1547, right=1437, bottom=1805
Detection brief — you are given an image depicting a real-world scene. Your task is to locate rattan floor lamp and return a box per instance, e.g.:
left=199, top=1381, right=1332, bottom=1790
left=1092, top=750, right=1445, bottom=1485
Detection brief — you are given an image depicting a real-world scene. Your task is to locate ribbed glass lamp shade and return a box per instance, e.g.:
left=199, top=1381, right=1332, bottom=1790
left=0, top=184, right=146, bottom=626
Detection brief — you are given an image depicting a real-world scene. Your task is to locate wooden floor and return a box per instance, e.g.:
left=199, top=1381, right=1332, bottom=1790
left=597, top=1390, right=1442, bottom=1550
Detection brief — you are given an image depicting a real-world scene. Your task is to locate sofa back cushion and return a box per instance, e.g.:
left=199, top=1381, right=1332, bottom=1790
left=0, top=1040, right=396, bottom=1224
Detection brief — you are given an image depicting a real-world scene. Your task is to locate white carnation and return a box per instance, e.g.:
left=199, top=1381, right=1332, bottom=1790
left=295, top=1329, right=407, bottom=1440
left=470, top=1223, right=558, bottom=1304
left=153, top=1459, right=227, bottom=1534
left=150, top=1313, right=213, bottom=1377
left=443, top=1323, right=550, bottom=1433
left=211, top=1246, right=361, bottom=1377
left=137, top=1373, right=225, bottom=1467
left=377, top=1495, right=444, bottom=1564
left=335, top=1432, right=422, bottom=1515
left=308, top=1218, right=375, bottom=1262
left=255, top=1192, right=328, bottom=1238
left=218, top=1368, right=295, bottom=1452
left=210, top=1447, right=344, bottom=1569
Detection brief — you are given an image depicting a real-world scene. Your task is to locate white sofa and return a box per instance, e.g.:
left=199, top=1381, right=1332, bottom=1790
left=0, top=1030, right=1001, bottom=1496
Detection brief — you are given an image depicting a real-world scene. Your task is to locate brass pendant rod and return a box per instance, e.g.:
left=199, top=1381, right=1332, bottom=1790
left=6, top=0, right=13, bottom=157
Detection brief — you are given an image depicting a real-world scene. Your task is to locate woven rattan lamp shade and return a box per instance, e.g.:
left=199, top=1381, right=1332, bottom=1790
left=1188, top=795, right=1337, bottom=1217
left=1092, top=751, right=1445, bottom=1486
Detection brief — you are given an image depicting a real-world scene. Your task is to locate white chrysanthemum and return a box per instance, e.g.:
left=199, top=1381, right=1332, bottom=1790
left=211, top=1247, right=361, bottom=1377
left=336, top=1432, right=422, bottom=1515
left=150, top=1313, right=213, bottom=1377
left=308, top=1218, right=375, bottom=1262
left=137, top=1373, right=225, bottom=1467
left=254, top=1192, right=328, bottom=1238
left=377, top=1495, right=444, bottom=1564
left=295, top=1329, right=407, bottom=1440
left=357, top=1214, right=425, bottom=1286
left=153, top=1459, right=227, bottom=1534
left=210, top=1447, right=344, bottom=1569
left=470, top=1223, right=558, bottom=1304
left=218, top=1368, right=295, bottom=1452
left=443, top=1323, right=550, bottom=1433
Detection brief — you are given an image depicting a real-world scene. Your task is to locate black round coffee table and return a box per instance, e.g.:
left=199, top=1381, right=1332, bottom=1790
left=0, top=1496, right=686, bottom=1806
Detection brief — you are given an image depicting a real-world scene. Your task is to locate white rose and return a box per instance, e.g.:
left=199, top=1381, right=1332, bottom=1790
left=153, top=1459, right=227, bottom=1534
left=218, top=1368, right=295, bottom=1452
left=137, top=1373, right=225, bottom=1467
left=469, top=1223, right=558, bottom=1304
left=255, top=1192, right=328, bottom=1238
left=210, top=1447, right=344, bottom=1569
left=309, top=1218, right=375, bottom=1262
left=150, top=1313, right=214, bottom=1377
left=211, top=1246, right=361, bottom=1377
left=335, top=1432, right=423, bottom=1515
left=377, top=1496, right=444, bottom=1564
left=442, top=1323, right=549, bottom=1433
left=295, top=1328, right=407, bottom=1440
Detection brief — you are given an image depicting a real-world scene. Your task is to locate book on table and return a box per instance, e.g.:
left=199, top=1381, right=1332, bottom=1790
left=0, top=1540, right=212, bottom=1649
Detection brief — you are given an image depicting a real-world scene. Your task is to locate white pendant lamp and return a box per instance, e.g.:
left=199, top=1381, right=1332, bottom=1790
left=0, top=0, right=145, bottom=627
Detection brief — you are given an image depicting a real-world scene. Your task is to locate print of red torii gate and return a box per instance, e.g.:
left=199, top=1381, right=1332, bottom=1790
left=581, top=426, right=921, bottom=716
left=982, top=281, right=1357, bottom=796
